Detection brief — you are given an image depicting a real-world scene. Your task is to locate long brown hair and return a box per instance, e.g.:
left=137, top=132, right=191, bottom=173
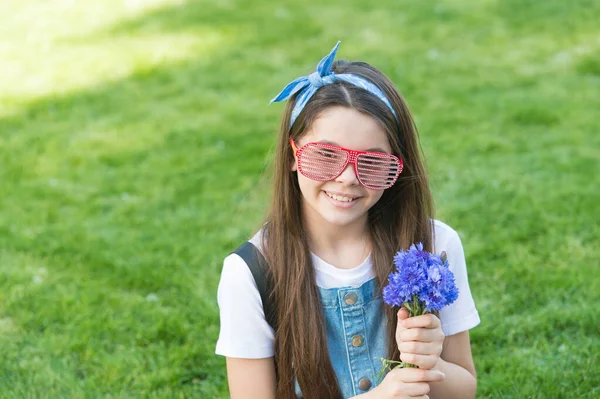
left=261, top=59, right=435, bottom=398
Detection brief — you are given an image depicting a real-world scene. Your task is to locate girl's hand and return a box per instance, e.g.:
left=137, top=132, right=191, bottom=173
left=396, top=308, right=445, bottom=370
left=366, top=367, right=445, bottom=398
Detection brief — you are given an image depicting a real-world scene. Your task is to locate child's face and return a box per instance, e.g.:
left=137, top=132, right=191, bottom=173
left=293, top=106, right=393, bottom=231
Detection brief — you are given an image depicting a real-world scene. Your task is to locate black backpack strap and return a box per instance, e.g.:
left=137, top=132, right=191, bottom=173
left=233, top=241, right=277, bottom=331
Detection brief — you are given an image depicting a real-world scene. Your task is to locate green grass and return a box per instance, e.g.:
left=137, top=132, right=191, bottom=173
left=1, top=0, right=599, bottom=397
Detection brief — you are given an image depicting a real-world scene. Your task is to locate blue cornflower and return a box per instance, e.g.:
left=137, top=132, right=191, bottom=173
left=382, top=244, right=459, bottom=313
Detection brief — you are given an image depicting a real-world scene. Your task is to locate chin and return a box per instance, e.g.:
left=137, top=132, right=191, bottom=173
left=318, top=209, right=365, bottom=228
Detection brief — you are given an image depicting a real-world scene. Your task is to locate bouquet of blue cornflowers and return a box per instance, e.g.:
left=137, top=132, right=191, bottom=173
left=378, top=243, right=459, bottom=379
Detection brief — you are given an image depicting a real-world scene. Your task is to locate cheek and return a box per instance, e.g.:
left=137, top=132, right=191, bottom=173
left=369, top=189, right=385, bottom=202
left=296, top=173, right=310, bottom=194
left=365, top=189, right=386, bottom=208
left=297, top=174, right=322, bottom=196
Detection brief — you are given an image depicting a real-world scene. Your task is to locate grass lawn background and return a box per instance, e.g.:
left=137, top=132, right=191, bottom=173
left=1, top=0, right=599, bottom=397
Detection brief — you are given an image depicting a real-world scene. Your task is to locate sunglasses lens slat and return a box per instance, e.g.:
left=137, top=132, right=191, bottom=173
left=356, top=153, right=401, bottom=190
left=299, top=144, right=348, bottom=180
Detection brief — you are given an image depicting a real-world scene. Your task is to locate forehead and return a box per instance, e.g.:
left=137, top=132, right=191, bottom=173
left=301, top=106, right=392, bottom=153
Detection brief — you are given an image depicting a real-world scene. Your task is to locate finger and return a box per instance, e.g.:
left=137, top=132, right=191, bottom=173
left=401, top=314, right=440, bottom=329
left=399, top=353, right=438, bottom=369
left=398, top=341, right=442, bottom=356
left=388, top=368, right=445, bottom=383
left=406, top=381, right=431, bottom=397
left=400, top=327, right=444, bottom=343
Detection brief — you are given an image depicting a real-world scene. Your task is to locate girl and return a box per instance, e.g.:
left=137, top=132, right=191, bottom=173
left=216, top=42, right=480, bottom=399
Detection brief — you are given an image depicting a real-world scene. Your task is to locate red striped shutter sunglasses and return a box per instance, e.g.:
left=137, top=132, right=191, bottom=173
left=290, top=139, right=403, bottom=190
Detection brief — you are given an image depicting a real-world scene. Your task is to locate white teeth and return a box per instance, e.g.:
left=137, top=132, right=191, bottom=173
left=325, top=192, right=356, bottom=202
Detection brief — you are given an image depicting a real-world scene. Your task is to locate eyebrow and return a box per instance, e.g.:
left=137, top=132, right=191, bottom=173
left=316, top=140, right=389, bottom=153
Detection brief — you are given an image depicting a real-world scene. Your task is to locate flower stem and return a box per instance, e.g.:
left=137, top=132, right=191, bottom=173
left=377, top=358, right=404, bottom=383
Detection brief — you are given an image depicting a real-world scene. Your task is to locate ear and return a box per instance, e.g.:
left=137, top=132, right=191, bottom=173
left=289, top=137, right=300, bottom=172
left=290, top=154, right=298, bottom=172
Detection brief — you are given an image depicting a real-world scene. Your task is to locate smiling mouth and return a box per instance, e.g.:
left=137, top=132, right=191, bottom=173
left=325, top=191, right=360, bottom=203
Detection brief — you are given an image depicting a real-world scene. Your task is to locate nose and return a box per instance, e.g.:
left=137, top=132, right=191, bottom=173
left=335, top=162, right=359, bottom=186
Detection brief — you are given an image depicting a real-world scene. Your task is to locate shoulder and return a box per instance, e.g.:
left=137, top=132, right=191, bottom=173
left=222, top=251, right=254, bottom=277
left=221, top=227, right=268, bottom=296
left=216, top=242, right=275, bottom=358
left=430, top=219, right=469, bottom=276
left=431, top=220, right=481, bottom=335
left=218, top=252, right=260, bottom=300
left=248, top=228, right=265, bottom=253
left=431, top=219, right=462, bottom=250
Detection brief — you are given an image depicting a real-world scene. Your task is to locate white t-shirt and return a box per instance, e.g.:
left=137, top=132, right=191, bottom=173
left=215, top=219, right=480, bottom=359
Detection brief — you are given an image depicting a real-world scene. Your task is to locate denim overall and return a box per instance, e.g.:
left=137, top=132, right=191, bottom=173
left=295, top=277, right=388, bottom=398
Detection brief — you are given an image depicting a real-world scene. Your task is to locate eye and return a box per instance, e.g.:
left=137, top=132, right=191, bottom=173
left=319, top=148, right=336, bottom=158
left=361, top=154, right=380, bottom=166
left=362, top=157, right=375, bottom=165
left=359, top=154, right=397, bottom=173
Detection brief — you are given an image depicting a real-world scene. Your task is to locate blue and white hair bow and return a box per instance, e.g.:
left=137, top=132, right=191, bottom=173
left=270, top=41, right=397, bottom=128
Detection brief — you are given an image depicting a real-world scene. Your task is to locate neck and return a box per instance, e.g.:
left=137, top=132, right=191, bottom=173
left=302, top=204, right=371, bottom=268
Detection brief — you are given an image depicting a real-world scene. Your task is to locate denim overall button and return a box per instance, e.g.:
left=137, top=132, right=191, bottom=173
left=358, top=378, right=371, bottom=391
left=344, top=292, right=357, bottom=305
left=351, top=335, right=364, bottom=347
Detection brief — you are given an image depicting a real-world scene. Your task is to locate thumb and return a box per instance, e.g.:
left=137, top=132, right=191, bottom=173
left=397, top=307, right=409, bottom=321
left=395, top=307, right=410, bottom=345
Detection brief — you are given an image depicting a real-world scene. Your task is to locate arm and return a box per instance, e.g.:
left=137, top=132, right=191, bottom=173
left=217, top=253, right=278, bottom=398
left=429, top=331, right=477, bottom=399
left=226, top=357, right=276, bottom=399
left=427, top=225, right=479, bottom=398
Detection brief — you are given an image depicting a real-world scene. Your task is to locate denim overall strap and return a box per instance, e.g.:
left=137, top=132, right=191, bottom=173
left=310, top=278, right=388, bottom=398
